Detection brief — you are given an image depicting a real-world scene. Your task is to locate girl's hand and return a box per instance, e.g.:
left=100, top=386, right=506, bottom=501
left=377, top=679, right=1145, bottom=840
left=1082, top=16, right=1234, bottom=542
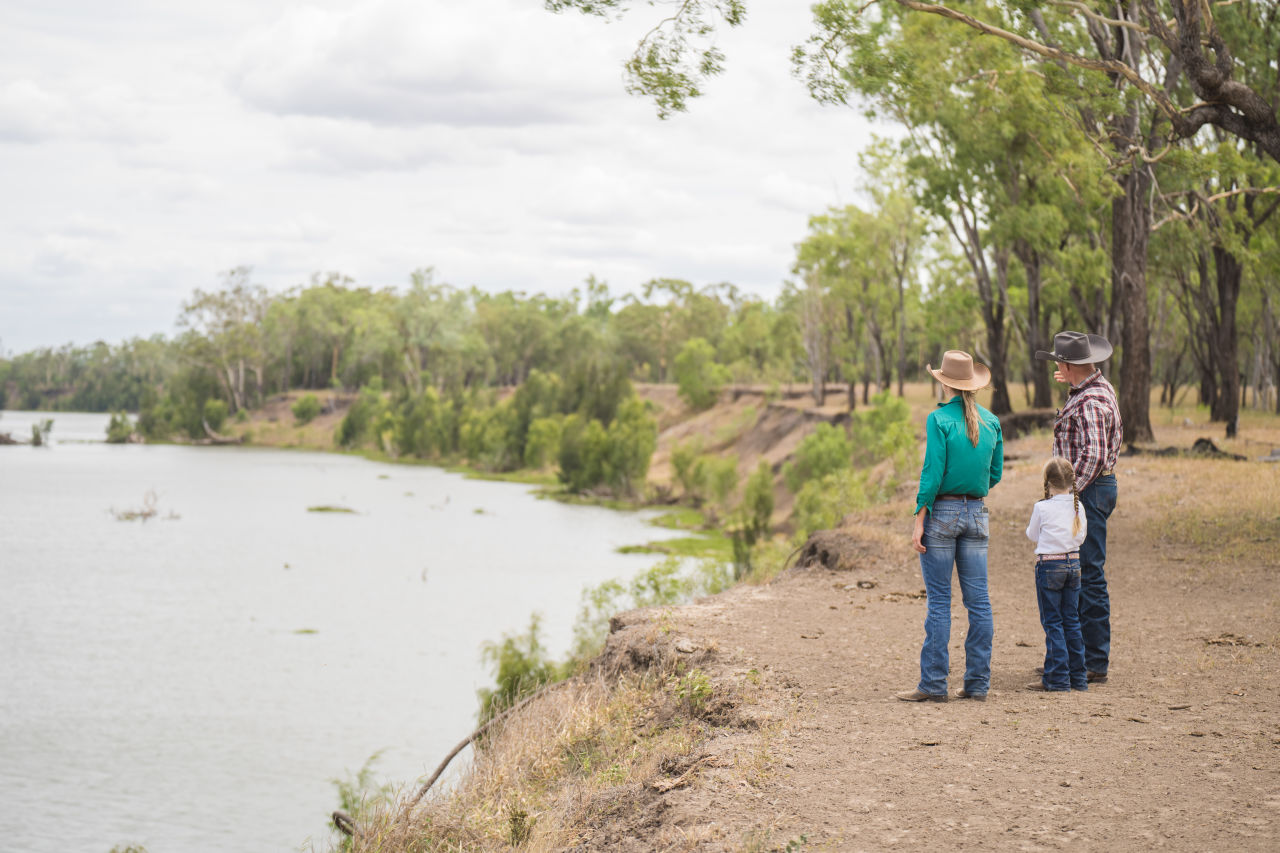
left=912, top=512, right=927, bottom=553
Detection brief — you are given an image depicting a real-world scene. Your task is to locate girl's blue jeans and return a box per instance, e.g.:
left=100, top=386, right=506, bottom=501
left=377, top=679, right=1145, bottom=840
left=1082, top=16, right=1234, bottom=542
left=1035, top=557, right=1087, bottom=691
left=917, top=498, right=993, bottom=696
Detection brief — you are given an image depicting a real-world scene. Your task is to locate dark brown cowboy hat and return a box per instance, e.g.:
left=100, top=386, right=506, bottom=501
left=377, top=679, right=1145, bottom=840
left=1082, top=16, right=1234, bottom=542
left=927, top=350, right=991, bottom=391
left=1035, top=331, right=1113, bottom=364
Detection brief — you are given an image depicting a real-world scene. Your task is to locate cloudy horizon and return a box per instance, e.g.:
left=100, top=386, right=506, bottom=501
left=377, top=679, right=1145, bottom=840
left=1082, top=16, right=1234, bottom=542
left=1, top=0, right=879, bottom=354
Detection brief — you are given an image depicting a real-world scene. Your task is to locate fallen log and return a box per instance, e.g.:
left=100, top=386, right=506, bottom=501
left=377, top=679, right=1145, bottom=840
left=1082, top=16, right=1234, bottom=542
left=1121, top=437, right=1246, bottom=461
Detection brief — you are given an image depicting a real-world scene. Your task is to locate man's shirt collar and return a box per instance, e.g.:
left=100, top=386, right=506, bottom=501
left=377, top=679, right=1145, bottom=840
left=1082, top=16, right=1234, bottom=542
left=1068, top=369, right=1103, bottom=395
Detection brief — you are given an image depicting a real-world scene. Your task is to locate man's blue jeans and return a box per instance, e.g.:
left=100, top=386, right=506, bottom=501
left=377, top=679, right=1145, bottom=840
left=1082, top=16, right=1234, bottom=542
left=1035, top=557, right=1087, bottom=691
left=1078, top=474, right=1117, bottom=675
left=918, top=498, right=993, bottom=696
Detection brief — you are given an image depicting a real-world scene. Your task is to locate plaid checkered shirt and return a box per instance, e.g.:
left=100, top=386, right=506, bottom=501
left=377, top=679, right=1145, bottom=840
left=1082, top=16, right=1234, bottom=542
left=1052, top=370, right=1123, bottom=489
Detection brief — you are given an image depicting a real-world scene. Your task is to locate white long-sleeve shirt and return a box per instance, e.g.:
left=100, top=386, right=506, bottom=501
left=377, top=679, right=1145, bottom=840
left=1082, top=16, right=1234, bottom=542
left=1025, top=494, right=1087, bottom=554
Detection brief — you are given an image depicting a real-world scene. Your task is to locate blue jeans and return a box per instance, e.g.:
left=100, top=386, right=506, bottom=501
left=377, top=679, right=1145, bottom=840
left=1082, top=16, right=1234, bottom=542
left=1035, top=557, right=1087, bottom=690
left=918, top=498, right=993, bottom=696
left=1078, top=474, right=1117, bottom=674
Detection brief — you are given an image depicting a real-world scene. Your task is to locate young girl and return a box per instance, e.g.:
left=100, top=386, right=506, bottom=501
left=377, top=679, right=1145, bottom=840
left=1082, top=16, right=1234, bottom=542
left=1025, top=458, right=1089, bottom=692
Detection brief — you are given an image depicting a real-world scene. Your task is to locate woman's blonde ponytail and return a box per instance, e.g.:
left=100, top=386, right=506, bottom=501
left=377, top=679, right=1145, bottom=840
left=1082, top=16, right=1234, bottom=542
left=961, top=390, right=980, bottom=447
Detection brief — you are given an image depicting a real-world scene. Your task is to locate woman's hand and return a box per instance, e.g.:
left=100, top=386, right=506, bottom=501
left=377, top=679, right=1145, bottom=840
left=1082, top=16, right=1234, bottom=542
left=912, top=510, right=927, bottom=553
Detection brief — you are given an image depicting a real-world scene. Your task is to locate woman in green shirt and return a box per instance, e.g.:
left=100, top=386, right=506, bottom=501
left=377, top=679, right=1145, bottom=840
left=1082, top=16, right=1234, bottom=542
left=897, top=350, right=1004, bottom=703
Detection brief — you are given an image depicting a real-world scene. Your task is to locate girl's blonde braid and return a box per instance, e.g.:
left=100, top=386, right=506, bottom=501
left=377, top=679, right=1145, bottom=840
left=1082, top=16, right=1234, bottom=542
left=1071, top=486, right=1082, bottom=538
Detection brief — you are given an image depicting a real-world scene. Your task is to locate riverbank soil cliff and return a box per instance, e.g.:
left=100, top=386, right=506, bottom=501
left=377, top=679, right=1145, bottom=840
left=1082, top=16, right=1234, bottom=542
left=383, top=422, right=1280, bottom=852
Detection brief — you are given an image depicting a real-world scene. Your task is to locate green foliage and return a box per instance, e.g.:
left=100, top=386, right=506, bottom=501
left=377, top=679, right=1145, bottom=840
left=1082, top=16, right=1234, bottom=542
left=30, top=418, right=53, bottom=447
left=105, top=411, right=133, bottom=443
left=701, top=452, right=738, bottom=516
left=783, top=422, right=853, bottom=492
left=727, top=459, right=775, bottom=578
left=569, top=556, right=692, bottom=661
left=477, top=613, right=570, bottom=724
left=675, top=668, right=712, bottom=712
left=548, top=1, right=747, bottom=119
left=673, top=336, right=729, bottom=410
left=793, top=467, right=883, bottom=542
left=849, top=391, right=915, bottom=468
left=202, top=398, right=228, bottom=433
left=556, top=396, right=656, bottom=495
left=523, top=415, right=563, bottom=469
left=671, top=439, right=708, bottom=502
left=291, top=393, right=322, bottom=425
left=329, top=752, right=394, bottom=852
left=335, top=384, right=385, bottom=448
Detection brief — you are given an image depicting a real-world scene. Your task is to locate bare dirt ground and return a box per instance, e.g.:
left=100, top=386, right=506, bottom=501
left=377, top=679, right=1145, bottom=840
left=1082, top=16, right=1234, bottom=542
left=593, top=429, right=1280, bottom=851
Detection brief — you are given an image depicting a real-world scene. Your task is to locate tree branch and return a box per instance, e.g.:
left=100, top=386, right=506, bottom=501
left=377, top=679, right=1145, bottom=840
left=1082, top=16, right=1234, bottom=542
left=890, top=1, right=1181, bottom=120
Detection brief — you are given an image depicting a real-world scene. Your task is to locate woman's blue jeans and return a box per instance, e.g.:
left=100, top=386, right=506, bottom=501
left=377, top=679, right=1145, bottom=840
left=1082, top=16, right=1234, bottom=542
left=917, top=498, right=993, bottom=696
left=1035, top=557, right=1087, bottom=691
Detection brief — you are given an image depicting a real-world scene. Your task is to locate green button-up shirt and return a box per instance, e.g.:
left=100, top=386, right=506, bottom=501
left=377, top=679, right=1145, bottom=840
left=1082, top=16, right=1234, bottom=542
left=914, top=396, right=1004, bottom=515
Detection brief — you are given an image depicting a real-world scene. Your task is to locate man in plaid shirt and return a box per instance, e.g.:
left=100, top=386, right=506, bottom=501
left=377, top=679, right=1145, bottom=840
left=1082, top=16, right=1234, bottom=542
left=1036, top=331, right=1122, bottom=683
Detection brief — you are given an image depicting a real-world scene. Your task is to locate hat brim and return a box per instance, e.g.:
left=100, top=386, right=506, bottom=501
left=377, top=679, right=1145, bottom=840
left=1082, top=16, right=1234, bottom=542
left=927, top=361, right=992, bottom=391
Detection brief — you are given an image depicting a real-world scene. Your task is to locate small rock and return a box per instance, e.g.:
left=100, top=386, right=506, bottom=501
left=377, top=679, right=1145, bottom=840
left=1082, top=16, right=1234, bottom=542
left=674, top=638, right=698, bottom=654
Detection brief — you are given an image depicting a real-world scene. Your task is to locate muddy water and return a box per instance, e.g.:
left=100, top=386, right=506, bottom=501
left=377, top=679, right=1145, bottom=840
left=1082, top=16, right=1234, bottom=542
left=0, top=411, right=679, bottom=852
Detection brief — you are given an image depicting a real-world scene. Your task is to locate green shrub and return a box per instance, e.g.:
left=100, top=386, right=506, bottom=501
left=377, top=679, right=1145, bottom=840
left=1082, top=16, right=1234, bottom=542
left=792, top=467, right=887, bottom=542
left=701, top=453, right=739, bottom=520
left=392, top=388, right=449, bottom=458
left=291, top=393, right=322, bottom=425
left=523, top=415, right=563, bottom=469
left=30, top=418, right=53, bottom=447
left=335, top=385, right=385, bottom=448
left=727, top=459, right=775, bottom=578
left=783, top=422, right=853, bottom=492
left=850, top=391, right=915, bottom=468
left=202, top=399, right=228, bottom=433
left=673, top=337, right=729, bottom=410
left=476, top=613, right=569, bottom=724
left=671, top=439, right=708, bottom=502
left=605, top=397, right=657, bottom=495
left=557, top=414, right=610, bottom=492
left=105, top=411, right=133, bottom=443
left=556, top=397, right=657, bottom=496
left=460, top=403, right=518, bottom=471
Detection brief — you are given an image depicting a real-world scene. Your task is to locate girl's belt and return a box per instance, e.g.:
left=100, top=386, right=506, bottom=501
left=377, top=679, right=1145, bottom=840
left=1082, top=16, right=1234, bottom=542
left=935, top=494, right=982, bottom=501
left=1037, top=552, right=1080, bottom=561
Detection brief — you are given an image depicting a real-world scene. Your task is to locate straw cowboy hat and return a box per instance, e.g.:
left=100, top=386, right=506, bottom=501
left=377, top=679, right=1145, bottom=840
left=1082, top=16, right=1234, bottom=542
left=927, top=350, right=991, bottom=391
left=1034, top=330, right=1113, bottom=364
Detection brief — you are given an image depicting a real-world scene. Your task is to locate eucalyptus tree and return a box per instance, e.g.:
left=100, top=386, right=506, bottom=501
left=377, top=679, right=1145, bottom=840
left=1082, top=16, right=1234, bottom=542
left=177, top=267, right=270, bottom=412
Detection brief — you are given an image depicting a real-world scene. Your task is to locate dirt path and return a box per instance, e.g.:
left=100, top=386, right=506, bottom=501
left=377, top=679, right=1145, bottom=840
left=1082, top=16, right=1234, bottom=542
left=623, top=434, right=1280, bottom=851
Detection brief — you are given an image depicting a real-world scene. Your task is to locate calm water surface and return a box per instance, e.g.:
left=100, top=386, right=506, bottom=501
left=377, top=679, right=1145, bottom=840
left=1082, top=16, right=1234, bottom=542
left=0, top=411, right=680, bottom=852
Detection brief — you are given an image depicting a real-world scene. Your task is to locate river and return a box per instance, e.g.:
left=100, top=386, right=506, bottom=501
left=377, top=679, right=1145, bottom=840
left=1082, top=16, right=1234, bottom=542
left=0, top=411, right=682, bottom=852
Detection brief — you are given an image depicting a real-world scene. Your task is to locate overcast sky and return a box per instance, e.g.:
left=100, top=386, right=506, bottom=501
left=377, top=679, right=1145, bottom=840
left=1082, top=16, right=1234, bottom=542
left=0, top=0, right=879, bottom=354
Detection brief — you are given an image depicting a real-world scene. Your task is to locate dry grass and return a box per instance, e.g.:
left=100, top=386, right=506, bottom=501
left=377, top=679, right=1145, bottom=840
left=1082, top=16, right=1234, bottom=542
left=1125, top=455, right=1280, bottom=567
left=345, top=653, right=761, bottom=853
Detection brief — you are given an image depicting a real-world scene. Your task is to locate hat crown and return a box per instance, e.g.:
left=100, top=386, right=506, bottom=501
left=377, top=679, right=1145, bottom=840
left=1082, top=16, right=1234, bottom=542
left=938, top=350, right=975, bottom=381
left=1052, top=331, right=1091, bottom=360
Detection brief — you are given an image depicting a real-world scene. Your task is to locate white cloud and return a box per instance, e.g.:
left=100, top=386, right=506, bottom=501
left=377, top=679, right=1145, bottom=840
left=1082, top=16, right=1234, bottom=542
left=229, top=1, right=616, bottom=128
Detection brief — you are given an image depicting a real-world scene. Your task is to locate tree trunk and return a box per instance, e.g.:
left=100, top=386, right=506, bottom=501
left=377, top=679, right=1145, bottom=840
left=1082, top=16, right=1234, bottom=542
left=895, top=265, right=907, bottom=397
left=1015, top=241, right=1053, bottom=408
left=1111, top=163, right=1155, bottom=443
left=1208, top=246, right=1241, bottom=437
